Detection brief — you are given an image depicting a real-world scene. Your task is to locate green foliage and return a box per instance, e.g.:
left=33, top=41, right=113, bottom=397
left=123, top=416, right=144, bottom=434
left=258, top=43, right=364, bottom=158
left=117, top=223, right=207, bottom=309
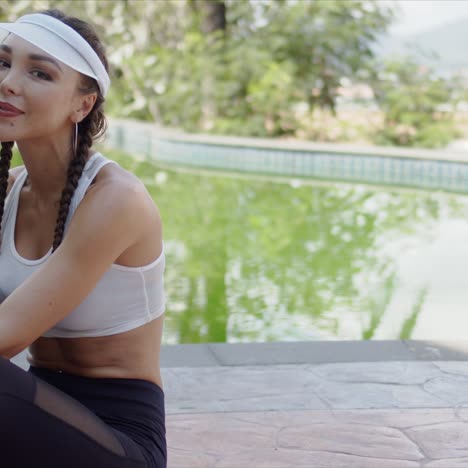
left=369, top=58, right=462, bottom=147
left=0, top=0, right=395, bottom=134
left=399, top=287, right=428, bottom=340
left=11, top=146, right=21, bottom=167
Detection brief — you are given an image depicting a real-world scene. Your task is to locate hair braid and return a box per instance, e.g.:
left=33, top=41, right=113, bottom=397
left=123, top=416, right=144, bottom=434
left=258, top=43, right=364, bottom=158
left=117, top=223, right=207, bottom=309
left=51, top=123, right=90, bottom=252
left=0, top=141, right=14, bottom=251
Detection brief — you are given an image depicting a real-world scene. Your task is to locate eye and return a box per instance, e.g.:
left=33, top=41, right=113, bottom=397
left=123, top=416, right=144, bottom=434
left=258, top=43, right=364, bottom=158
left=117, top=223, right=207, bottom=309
left=0, top=59, right=10, bottom=68
left=31, top=70, right=52, bottom=81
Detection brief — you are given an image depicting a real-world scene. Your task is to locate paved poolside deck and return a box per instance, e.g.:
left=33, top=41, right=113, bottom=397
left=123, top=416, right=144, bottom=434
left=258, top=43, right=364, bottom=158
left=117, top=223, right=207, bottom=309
left=12, top=340, right=468, bottom=467
left=162, top=340, right=468, bottom=468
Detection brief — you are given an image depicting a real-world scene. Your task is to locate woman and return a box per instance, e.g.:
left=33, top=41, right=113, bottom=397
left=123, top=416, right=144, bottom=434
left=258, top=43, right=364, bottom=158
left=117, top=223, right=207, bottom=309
left=0, top=9, right=167, bottom=468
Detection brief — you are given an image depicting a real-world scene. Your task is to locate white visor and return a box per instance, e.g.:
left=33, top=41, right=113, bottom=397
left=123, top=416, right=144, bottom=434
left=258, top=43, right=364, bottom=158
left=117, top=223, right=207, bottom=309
left=0, top=13, right=109, bottom=96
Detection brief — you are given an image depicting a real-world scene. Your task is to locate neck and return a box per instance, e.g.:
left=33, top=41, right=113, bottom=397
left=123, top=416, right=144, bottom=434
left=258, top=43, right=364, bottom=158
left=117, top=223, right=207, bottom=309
left=16, top=137, right=88, bottom=207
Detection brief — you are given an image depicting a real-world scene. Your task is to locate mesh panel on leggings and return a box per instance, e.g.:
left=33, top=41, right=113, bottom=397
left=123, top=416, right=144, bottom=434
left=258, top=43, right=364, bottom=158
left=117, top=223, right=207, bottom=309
left=33, top=378, right=127, bottom=457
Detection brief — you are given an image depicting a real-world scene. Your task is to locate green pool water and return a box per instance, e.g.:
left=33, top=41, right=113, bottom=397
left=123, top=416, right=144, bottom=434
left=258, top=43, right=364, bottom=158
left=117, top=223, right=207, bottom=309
left=99, top=148, right=468, bottom=345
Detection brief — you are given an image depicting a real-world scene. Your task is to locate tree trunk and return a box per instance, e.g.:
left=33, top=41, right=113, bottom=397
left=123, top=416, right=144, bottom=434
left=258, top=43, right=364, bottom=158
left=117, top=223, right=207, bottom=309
left=200, top=0, right=226, bottom=34
left=198, top=0, right=226, bottom=131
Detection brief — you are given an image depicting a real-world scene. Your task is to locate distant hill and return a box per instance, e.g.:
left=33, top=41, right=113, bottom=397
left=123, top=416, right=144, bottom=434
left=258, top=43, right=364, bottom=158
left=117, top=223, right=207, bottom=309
left=375, top=17, right=468, bottom=74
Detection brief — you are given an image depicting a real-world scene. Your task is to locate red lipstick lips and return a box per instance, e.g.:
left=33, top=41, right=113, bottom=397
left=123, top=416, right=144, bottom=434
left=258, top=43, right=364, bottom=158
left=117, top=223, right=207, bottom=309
left=0, top=101, right=23, bottom=117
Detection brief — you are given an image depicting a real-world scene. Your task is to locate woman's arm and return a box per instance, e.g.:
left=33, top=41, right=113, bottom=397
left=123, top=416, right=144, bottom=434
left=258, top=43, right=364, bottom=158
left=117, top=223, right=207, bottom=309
left=0, top=178, right=159, bottom=358
left=0, top=165, right=24, bottom=308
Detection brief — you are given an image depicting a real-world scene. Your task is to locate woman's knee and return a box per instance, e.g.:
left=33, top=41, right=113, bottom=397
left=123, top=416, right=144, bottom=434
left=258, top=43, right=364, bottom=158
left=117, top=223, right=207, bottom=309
left=0, top=356, right=35, bottom=400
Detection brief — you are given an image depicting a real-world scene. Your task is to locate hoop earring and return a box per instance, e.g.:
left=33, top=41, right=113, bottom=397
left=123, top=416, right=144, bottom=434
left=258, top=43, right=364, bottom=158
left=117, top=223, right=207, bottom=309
left=72, top=122, right=78, bottom=157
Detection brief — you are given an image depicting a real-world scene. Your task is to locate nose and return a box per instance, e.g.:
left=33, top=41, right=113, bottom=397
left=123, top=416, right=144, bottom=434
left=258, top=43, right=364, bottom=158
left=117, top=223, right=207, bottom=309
left=0, top=69, right=21, bottom=96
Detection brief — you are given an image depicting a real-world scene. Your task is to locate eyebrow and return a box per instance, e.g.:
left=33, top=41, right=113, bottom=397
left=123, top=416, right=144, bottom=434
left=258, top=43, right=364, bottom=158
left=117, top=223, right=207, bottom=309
left=0, top=44, right=63, bottom=72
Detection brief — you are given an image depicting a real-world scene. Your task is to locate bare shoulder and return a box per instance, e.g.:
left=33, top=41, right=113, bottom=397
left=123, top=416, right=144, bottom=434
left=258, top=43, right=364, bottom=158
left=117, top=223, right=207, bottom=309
left=73, top=158, right=163, bottom=264
left=91, top=158, right=142, bottom=188
left=6, top=165, right=25, bottom=197
left=89, top=159, right=160, bottom=218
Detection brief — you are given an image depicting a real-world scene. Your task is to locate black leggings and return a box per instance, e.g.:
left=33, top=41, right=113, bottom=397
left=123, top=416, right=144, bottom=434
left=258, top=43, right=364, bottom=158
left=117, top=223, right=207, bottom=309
left=0, top=356, right=167, bottom=468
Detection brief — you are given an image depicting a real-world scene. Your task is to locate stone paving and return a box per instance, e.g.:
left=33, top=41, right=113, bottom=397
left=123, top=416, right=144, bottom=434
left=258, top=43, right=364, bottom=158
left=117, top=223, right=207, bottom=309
left=161, top=349, right=468, bottom=468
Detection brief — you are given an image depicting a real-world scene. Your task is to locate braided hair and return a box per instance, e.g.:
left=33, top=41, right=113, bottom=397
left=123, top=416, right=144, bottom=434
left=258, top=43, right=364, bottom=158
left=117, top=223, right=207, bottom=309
left=0, top=9, right=109, bottom=253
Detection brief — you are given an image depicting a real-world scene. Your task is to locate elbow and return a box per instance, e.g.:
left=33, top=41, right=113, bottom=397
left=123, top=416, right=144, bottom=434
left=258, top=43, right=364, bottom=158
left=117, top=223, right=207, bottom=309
left=0, top=319, right=31, bottom=360
left=0, top=334, right=28, bottom=360
left=0, top=344, right=25, bottom=360
left=1, top=351, right=15, bottom=360
left=1, top=349, right=16, bottom=360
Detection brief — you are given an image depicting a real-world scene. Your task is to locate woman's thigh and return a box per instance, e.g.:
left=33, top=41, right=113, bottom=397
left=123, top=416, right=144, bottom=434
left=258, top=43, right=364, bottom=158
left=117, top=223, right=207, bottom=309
left=0, top=356, right=149, bottom=468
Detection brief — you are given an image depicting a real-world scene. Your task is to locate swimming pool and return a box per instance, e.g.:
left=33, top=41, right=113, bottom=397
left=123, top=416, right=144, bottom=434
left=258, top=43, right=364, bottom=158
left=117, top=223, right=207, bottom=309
left=109, top=147, right=468, bottom=344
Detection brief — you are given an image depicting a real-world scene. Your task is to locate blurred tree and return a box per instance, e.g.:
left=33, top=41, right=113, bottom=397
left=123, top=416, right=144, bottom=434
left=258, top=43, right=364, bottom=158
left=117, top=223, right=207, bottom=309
left=0, top=0, right=395, bottom=133
left=368, top=57, right=462, bottom=147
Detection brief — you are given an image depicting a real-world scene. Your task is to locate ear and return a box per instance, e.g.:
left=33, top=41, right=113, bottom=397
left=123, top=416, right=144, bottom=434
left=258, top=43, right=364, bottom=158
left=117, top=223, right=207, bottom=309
left=72, top=92, right=97, bottom=123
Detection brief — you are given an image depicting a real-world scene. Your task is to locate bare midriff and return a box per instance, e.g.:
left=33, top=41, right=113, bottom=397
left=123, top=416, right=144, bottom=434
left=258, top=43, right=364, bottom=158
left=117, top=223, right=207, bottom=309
left=27, top=317, right=164, bottom=389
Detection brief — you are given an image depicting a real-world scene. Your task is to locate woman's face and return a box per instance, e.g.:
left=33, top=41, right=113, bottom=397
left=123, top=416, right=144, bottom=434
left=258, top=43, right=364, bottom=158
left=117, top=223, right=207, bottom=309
left=0, top=34, right=84, bottom=143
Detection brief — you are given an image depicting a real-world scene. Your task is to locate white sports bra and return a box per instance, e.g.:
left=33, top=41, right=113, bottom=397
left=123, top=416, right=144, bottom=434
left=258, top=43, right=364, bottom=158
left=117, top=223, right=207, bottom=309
left=0, top=152, right=165, bottom=337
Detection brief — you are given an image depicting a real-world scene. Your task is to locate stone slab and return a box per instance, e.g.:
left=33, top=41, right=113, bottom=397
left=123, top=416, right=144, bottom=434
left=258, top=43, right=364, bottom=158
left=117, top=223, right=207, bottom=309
left=404, top=340, right=468, bottom=361
left=162, top=361, right=468, bottom=413
left=161, top=344, right=221, bottom=367
left=162, top=365, right=327, bottom=414
left=207, top=340, right=414, bottom=366
left=167, top=407, right=468, bottom=468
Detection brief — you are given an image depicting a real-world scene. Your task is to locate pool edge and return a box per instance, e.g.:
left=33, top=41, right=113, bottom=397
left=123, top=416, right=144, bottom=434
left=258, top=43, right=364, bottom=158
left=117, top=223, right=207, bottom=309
left=159, top=339, right=468, bottom=367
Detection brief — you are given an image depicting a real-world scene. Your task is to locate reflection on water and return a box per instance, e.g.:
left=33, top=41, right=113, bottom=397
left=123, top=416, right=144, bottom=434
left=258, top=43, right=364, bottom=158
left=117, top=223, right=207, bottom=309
left=110, top=149, right=468, bottom=344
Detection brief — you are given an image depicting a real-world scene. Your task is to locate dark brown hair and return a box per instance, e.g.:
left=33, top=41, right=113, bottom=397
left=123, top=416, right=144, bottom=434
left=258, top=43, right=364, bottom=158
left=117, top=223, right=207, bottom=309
left=0, top=9, right=109, bottom=253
